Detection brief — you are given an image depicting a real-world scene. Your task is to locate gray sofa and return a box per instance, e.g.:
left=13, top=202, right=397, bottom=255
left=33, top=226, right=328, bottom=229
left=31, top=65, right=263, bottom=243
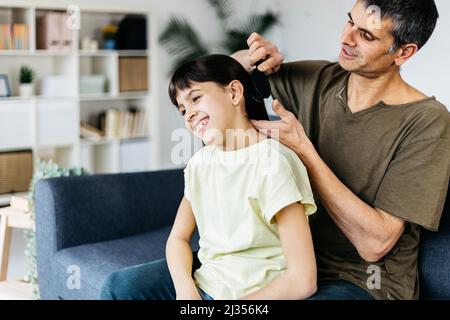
left=35, top=169, right=449, bottom=300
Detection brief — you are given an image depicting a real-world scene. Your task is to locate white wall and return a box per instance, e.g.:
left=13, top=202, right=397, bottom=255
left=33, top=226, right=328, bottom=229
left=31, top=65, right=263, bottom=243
left=79, top=0, right=450, bottom=168
left=272, top=0, right=450, bottom=109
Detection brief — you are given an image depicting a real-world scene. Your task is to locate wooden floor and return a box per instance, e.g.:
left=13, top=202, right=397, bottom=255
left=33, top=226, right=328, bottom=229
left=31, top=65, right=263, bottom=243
left=0, top=280, right=34, bottom=300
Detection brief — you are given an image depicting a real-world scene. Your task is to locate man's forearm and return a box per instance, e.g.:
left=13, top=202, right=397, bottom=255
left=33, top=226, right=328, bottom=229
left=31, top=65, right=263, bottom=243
left=297, top=142, right=400, bottom=262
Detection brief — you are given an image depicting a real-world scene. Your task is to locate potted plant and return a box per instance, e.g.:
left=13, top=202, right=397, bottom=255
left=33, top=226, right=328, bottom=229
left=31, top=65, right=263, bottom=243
left=19, top=66, right=36, bottom=97
left=101, top=23, right=118, bottom=50
left=159, top=0, right=279, bottom=74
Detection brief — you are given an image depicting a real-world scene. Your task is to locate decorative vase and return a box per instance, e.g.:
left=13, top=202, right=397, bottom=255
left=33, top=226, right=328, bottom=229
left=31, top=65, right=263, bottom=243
left=103, top=39, right=116, bottom=50
left=19, top=83, right=34, bottom=97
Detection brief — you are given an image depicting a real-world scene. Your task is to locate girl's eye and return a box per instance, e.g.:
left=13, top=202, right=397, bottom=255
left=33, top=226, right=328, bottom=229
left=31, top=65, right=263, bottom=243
left=347, top=20, right=354, bottom=26
left=192, top=96, right=201, bottom=103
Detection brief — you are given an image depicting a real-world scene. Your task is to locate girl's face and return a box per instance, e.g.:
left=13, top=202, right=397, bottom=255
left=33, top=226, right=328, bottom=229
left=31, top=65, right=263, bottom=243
left=176, top=81, right=242, bottom=146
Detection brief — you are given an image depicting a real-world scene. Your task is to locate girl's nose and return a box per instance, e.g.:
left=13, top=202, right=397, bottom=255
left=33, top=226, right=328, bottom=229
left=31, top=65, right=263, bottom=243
left=186, top=109, right=197, bottom=122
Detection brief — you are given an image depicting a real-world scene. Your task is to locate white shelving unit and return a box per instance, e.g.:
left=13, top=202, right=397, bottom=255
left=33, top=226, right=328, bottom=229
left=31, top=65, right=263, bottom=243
left=0, top=0, right=160, bottom=202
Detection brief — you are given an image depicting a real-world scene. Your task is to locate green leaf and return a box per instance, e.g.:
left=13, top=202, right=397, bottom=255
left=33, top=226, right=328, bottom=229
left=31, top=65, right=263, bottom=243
left=206, top=0, right=233, bottom=20
left=222, top=12, right=279, bottom=53
left=159, top=16, right=210, bottom=74
left=19, top=65, right=36, bottom=84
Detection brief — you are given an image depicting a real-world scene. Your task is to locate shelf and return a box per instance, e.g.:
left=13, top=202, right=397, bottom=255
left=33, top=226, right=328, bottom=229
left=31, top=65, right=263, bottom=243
left=1, top=95, right=147, bottom=102
left=80, top=135, right=151, bottom=147
left=79, top=50, right=118, bottom=57
left=79, top=50, right=149, bottom=57
left=79, top=92, right=150, bottom=101
left=33, top=50, right=74, bottom=56
left=0, top=95, right=77, bottom=102
left=0, top=192, right=28, bottom=207
left=0, top=0, right=158, bottom=174
left=0, top=280, right=33, bottom=300
left=0, top=50, right=32, bottom=56
left=0, top=50, right=148, bottom=57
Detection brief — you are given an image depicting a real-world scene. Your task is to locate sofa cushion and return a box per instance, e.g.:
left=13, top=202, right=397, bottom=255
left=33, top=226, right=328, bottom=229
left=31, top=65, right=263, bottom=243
left=50, top=226, right=199, bottom=300
left=419, top=184, right=450, bottom=299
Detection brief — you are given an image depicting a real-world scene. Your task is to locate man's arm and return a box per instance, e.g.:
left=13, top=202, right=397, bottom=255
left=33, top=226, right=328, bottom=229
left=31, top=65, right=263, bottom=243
left=166, top=196, right=202, bottom=300
left=252, top=101, right=405, bottom=263
left=241, top=202, right=317, bottom=300
left=299, top=142, right=405, bottom=262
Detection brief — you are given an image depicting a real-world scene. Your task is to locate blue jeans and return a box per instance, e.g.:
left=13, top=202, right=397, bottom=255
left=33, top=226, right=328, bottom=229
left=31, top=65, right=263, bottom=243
left=99, top=258, right=372, bottom=300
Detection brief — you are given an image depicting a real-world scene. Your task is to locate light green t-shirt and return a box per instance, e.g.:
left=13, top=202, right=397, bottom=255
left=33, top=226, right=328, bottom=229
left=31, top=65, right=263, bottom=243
left=184, top=138, right=317, bottom=300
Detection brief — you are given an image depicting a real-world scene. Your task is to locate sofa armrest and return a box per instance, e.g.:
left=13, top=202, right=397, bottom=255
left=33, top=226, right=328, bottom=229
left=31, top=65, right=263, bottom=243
left=35, top=168, right=184, bottom=253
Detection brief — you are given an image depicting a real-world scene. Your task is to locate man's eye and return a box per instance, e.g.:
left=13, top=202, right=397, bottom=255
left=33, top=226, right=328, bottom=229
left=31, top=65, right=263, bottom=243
left=348, top=20, right=354, bottom=26
left=361, top=31, right=374, bottom=41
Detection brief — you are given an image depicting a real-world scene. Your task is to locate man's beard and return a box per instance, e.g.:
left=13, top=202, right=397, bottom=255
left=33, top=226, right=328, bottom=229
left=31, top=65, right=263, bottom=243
left=340, top=58, right=397, bottom=79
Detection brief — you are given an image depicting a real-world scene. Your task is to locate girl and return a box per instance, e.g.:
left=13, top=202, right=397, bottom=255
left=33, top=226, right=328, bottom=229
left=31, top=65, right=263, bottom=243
left=166, top=54, right=317, bottom=300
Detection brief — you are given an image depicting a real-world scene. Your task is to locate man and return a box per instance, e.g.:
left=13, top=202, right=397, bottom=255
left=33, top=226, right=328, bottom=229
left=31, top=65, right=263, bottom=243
left=100, top=0, right=449, bottom=300
left=232, top=0, right=449, bottom=299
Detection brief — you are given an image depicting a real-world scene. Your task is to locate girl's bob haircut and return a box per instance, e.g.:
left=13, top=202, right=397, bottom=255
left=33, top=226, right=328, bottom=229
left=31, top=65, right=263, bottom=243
left=169, top=54, right=269, bottom=121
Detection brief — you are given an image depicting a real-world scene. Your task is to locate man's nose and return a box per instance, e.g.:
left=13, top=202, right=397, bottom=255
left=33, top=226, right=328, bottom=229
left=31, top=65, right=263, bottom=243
left=341, top=25, right=357, bottom=47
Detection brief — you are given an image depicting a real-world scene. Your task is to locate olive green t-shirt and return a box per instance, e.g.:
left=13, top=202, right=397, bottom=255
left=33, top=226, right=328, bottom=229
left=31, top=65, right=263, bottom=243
left=269, top=60, right=450, bottom=300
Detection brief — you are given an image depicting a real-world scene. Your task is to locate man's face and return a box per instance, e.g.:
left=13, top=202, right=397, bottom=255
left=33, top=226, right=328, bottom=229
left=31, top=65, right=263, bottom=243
left=339, top=1, right=398, bottom=77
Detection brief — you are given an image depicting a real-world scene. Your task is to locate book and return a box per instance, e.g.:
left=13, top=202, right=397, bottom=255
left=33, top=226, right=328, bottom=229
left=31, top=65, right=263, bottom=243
left=0, top=24, right=13, bottom=50
left=100, top=108, right=148, bottom=139
left=10, top=196, right=31, bottom=213
left=12, top=24, right=29, bottom=50
left=80, top=122, right=104, bottom=140
left=37, top=12, right=61, bottom=50
left=60, top=14, right=73, bottom=50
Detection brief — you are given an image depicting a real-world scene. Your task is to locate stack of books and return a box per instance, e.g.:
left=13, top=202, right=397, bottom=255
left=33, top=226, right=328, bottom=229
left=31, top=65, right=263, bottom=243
left=36, top=12, right=73, bottom=50
left=0, top=24, right=29, bottom=50
left=100, top=108, right=148, bottom=139
left=80, top=122, right=104, bottom=141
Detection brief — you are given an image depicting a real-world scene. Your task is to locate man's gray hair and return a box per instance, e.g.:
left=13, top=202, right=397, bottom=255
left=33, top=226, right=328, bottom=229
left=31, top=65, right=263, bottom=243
left=360, top=0, right=439, bottom=54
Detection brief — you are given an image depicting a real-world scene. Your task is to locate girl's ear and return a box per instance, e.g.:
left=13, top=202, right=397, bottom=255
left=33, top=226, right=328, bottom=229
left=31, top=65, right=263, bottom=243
left=228, top=80, right=245, bottom=106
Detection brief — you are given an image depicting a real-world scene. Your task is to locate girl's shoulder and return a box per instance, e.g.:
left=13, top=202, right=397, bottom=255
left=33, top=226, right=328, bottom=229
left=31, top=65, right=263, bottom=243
left=253, top=139, right=309, bottom=180
left=264, top=139, right=306, bottom=168
left=185, top=145, right=215, bottom=168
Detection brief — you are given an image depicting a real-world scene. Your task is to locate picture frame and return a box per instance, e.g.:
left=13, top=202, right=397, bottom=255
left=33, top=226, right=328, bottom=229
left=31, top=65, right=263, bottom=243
left=0, top=74, right=12, bottom=97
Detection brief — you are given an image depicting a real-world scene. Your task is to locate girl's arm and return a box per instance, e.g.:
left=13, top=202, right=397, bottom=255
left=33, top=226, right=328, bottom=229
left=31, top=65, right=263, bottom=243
left=166, top=196, right=201, bottom=300
left=241, top=202, right=317, bottom=300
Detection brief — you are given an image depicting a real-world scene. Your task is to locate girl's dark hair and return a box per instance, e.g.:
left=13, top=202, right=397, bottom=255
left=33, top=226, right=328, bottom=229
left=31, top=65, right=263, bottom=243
left=169, top=54, right=269, bottom=121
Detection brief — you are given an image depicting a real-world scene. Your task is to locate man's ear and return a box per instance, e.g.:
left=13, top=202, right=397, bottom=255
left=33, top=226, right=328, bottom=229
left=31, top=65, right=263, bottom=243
left=228, top=80, right=245, bottom=106
left=394, top=43, right=418, bottom=66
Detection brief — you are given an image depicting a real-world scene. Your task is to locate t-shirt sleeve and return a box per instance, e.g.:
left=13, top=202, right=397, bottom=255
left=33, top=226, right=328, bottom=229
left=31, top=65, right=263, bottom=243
left=268, top=60, right=331, bottom=117
left=258, top=153, right=317, bottom=225
left=374, top=138, right=450, bottom=231
left=183, top=165, right=192, bottom=202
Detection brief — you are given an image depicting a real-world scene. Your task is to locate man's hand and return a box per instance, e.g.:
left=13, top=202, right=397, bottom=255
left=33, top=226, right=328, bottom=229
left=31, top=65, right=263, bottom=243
left=231, top=33, right=284, bottom=74
left=247, top=32, right=284, bottom=74
left=251, top=100, right=313, bottom=158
